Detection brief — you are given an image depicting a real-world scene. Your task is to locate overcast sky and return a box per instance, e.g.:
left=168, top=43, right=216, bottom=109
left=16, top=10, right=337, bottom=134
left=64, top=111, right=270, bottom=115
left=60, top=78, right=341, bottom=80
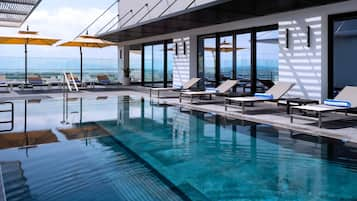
left=0, top=0, right=118, bottom=59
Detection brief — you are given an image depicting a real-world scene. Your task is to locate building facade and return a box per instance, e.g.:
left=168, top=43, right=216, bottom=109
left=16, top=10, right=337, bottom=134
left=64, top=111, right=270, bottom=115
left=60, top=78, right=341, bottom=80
left=100, top=0, right=357, bottom=101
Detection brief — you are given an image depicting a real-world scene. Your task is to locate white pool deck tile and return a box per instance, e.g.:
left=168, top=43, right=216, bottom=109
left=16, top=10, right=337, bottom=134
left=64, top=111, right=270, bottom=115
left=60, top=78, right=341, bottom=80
left=1, top=86, right=357, bottom=144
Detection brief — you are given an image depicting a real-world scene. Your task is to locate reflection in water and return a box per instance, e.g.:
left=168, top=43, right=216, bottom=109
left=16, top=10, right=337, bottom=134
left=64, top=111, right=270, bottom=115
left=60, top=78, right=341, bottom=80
left=0, top=130, right=58, bottom=150
left=59, top=123, right=111, bottom=140
left=107, top=99, right=357, bottom=200
left=0, top=161, right=32, bottom=200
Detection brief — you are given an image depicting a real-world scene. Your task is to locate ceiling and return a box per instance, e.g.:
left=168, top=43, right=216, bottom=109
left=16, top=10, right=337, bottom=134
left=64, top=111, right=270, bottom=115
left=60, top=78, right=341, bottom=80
left=0, top=0, right=42, bottom=27
left=99, top=0, right=347, bottom=43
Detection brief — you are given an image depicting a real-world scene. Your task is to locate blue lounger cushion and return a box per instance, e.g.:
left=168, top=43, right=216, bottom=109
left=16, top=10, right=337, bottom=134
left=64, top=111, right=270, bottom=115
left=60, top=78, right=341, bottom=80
left=29, top=80, right=43, bottom=85
left=324, top=99, right=351, bottom=108
left=100, top=80, right=111, bottom=85
left=173, top=84, right=183, bottom=89
left=254, top=93, right=274, bottom=100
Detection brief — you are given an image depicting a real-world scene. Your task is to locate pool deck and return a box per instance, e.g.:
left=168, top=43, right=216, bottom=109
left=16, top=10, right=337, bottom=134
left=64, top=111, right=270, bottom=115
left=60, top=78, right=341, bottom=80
left=1, top=86, right=357, bottom=144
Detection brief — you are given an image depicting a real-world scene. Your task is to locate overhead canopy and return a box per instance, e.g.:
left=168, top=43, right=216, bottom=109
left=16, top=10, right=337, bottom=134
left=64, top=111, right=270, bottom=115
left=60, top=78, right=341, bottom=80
left=0, top=0, right=42, bottom=27
left=100, top=0, right=347, bottom=43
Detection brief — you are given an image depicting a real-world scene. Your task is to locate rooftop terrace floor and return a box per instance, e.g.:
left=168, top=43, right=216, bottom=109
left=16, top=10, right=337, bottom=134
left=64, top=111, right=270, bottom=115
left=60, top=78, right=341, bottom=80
left=1, top=86, right=357, bottom=144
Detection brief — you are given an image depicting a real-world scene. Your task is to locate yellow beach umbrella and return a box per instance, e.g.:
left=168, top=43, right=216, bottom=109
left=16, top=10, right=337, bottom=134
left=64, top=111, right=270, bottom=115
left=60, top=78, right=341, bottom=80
left=0, top=27, right=60, bottom=84
left=58, top=35, right=116, bottom=81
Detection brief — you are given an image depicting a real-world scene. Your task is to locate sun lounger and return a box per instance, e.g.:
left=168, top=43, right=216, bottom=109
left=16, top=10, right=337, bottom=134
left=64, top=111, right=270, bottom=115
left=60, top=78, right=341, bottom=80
left=179, top=80, right=239, bottom=103
left=0, top=75, right=9, bottom=91
left=96, top=74, right=119, bottom=87
left=225, top=82, right=295, bottom=113
left=26, top=75, right=50, bottom=90
left=290, top=86, right=357, bottom=128
left=150, top=78, right=201, bottom=98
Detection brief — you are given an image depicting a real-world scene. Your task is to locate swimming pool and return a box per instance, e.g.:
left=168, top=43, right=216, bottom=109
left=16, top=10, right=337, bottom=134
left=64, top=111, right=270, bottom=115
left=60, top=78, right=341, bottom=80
left=1, top=96, right=357, bottom=200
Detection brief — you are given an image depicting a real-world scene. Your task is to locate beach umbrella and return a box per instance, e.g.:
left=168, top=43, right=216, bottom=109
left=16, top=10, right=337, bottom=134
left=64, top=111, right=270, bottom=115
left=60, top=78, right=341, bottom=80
left=58, top=34, right=116, bottom=81
left=0, top=27, right=60, bottom=85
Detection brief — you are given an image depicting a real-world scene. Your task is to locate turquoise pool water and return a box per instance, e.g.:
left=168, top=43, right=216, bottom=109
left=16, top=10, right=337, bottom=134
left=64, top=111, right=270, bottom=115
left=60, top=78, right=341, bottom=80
left=1, top=96, right=357, bottom=200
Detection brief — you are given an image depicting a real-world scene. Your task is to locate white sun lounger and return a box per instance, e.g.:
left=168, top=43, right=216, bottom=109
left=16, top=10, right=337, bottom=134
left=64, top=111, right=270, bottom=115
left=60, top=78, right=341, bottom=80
left=0, top=75, right=9, bottom=92
left=225, top=82, right=295, bottom=113
left=290, top=86, right=357, bottom=128
left=149, top=78, right=201, bottom=98
left=179, top=80, right=239, bottom=103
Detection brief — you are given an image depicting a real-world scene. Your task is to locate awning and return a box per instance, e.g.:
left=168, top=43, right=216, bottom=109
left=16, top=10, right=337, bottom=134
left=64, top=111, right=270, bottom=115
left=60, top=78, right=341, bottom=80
left=0, top=0, right=42, bottom=27
left=99, top=0, right=346, bottom=43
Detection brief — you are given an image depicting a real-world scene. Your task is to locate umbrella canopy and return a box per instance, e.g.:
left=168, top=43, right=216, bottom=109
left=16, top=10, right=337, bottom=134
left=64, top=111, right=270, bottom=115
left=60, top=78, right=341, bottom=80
left=58, top=35, right=116, bottom=80
left=59, top=35, right=115, bottom=48
left=0, top=29, right=60, bottom=84
left=0, top=30, right=59, bottom=45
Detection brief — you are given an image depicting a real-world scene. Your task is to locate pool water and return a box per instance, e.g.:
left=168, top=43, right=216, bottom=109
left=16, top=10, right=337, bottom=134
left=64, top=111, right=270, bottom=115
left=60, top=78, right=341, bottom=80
left=1, top=96, right=357, bottom=201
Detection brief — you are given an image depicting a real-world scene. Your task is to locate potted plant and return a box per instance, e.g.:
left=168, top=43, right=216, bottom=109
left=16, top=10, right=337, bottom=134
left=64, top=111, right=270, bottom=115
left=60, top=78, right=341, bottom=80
left=123, top=67, right=130, bottom=86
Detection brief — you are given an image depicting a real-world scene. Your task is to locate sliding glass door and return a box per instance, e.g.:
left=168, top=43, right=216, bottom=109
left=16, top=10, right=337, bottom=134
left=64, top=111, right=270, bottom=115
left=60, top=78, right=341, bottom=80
left=236, top=33, right=252, bottom=93
left=142, top=41, right=172, bottom=87
left=256, top=30, right=279, bottom=92
left=220, top=35, right=233, bottom=81
left=329, top=12, right=357, bottom=97
left=198, top=25, right=278, bottom=94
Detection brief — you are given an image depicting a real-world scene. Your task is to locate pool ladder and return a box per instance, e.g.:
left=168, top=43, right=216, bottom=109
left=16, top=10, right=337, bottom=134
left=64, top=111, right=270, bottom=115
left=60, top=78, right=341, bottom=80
left=0, top=102, right=14, bottom=132
left=63, top=72, right=79, bottom=92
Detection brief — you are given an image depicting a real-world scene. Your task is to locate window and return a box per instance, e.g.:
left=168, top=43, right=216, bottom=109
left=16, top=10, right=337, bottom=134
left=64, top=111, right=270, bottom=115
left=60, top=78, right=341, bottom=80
left=197, top=25, right=278, bottom=93
left=129, top=49, right=141, bottom=83
left=256, top=30, right=279, bottom=92
left=329, top=12, right=357, bottom=97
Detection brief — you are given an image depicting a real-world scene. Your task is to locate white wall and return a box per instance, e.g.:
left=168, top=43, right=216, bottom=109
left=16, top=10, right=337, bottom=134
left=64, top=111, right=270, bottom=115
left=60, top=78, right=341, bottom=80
left=119, top=0, right=357, bottom=100
left=279, top=16, right=323, bottom=100
left=172, top=37, right=191, bottom=87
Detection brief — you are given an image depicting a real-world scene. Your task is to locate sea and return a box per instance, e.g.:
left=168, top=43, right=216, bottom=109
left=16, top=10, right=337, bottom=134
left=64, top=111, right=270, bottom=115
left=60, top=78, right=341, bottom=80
left=0, top=56, right=118, bottom=81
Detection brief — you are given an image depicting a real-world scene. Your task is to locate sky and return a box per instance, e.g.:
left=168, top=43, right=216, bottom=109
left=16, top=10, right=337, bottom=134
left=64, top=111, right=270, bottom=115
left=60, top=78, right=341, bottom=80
left=0, top=0, right=118, bottom=59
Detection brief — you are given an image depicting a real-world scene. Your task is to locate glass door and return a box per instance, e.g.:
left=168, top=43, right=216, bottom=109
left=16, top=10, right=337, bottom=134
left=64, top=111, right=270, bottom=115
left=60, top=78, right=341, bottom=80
left=220, top=35, right=233, bottom=81
left=236, top=33, right=252, bottom=93
left=256, top=30, right=279, bottom=92
left=203, top=37, right=217, bottom=87
left=144, top=45, right=153, bottom=86
left=152, top=44, right=164, bottom=87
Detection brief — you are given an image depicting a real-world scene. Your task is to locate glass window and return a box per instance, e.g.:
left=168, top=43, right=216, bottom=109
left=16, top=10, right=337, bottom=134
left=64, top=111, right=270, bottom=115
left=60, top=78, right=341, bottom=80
left=236, top=33, right=252, bottom=93
left=332, top=18, right=357, bottom=96
left=256, top=30, right=279, bottom=92
left=220, top=35, right=233, bottom=81
left=204, top=37, right=216, bottom=87
left=144, top=45, right=153, bottom=83
left=153, top=44, right=164, bottom=85
left=167, top=43, right=174, bottom=83
left=129, top=49, right=141, bottom=83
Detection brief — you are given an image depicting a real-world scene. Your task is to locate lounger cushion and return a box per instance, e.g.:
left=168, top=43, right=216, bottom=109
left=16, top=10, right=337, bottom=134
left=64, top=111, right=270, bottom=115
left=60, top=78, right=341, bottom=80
left=173, top=84, right=183, bottom=89
left=323, top=99, right=351, bottom=108
left=29, top=80, right=43, bottom=85
left=254, top=93, right=274, bottom=100
left=206, top=87, right=218, bottom=93
left=100, top=80, right=110, bottom=84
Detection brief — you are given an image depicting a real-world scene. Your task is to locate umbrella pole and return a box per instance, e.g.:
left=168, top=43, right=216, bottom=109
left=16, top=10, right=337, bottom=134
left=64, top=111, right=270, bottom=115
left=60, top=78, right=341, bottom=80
left=25, top=43, right=28, bottom=84
left=80, top=46, right=83, bottom=81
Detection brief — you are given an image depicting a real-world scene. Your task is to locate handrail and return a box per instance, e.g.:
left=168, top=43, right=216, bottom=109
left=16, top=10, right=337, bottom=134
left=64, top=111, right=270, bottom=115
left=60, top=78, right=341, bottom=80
left=63, top=72, right=72, bottom=92
left=0, top=101, right=14, bottom=132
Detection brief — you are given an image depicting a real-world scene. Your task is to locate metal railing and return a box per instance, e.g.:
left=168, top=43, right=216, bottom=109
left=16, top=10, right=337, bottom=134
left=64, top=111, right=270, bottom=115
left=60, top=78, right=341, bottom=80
left=0, top=102, right=14, bottom=132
